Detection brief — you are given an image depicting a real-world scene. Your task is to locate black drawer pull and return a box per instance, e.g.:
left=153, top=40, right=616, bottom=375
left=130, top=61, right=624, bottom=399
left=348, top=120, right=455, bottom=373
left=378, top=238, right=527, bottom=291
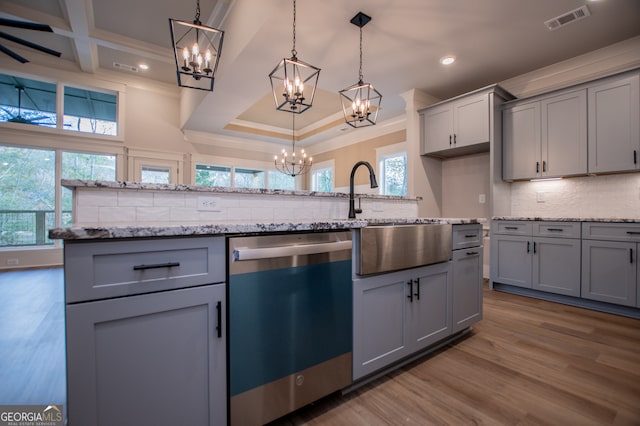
left=466, top=251, right=479, bottom=256
left=546, top=228, right=564, bottom=232
left=626, top=231, right=640, bottom=235
left=133, top=262, right=180, bottom=270
left=407, top=280, right=414, bottom=302
left=505, top=226, right=519, bottom=230
left=414, top=277, right=420, bottom=300
left=533, top=242, right=537, bottom=254
left=527, top=241, right=530, bottom=253
left=464, top=234, right=478, bottom=238
left=216, top=301, right=222, bottom=338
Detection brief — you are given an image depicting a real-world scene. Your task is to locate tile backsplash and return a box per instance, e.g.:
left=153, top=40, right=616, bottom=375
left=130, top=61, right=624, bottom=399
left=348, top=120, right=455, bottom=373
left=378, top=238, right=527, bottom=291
left=510, top=173, right=640, bottom=218
left=73, top=188, right=419, bottom=225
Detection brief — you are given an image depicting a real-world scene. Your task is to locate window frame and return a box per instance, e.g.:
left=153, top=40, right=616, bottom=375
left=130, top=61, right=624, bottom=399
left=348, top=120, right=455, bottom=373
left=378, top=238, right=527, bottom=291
left=309, top=159, right=335, bottom=192
left=376, top=142, right=408, bottom=196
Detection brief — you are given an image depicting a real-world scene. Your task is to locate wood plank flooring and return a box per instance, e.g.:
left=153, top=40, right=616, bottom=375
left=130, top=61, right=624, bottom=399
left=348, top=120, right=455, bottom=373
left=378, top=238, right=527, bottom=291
left=271, top=284, right=640, bottom=425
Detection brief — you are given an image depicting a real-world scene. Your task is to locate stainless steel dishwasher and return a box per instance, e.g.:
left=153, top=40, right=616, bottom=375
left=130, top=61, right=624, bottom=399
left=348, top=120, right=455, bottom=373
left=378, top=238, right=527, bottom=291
left=228, top=231, right=353, bottom=426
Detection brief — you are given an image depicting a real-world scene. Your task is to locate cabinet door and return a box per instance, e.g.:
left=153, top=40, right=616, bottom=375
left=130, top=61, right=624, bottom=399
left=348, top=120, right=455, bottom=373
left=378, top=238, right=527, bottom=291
left=66, top=284, right=226, bottom=426
left=453, top=93, right=489, bottom=148
left=532, top=237, right=581, bottom=297
left=452, top=248, right=483, bottom=333
left=582, top=240, right=637, bottom=307
left=492, top=235, right=532, bottom=288
left=588, top=73, right=640, bottom=173
left=503, top=102, right=541, bottom=180
left=352, top=271, right=410, bottom=380
left=541, top=90, right=587, bottom=177
left=422, top=103, right=454, bottom=154
left=407, top=262, right=452, bottom=351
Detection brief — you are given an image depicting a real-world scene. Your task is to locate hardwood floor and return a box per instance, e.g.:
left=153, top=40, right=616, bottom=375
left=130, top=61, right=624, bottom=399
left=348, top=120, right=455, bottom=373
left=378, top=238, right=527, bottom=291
left=1, top=270, right=639, bottom=425
left=0, top=268, right=65, bottom=407
left=271, top=284, right=640, bottom=425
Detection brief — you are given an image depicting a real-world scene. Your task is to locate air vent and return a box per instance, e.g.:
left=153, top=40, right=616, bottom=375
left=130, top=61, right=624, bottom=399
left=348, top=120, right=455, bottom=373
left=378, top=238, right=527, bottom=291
left=113, top=62, right=139, bottom=73
left=544, top=5, right=591, bottom=31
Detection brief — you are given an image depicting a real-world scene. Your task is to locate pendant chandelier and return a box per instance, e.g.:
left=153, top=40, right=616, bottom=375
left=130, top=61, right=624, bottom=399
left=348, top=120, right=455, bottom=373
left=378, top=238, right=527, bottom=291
left=274, top=114, right=312, bottom=176
left=268, top=0, right=320, bottom=114
left=339, top=12, right=382, bottom=128
left=169, top=0, right=224, bottom=91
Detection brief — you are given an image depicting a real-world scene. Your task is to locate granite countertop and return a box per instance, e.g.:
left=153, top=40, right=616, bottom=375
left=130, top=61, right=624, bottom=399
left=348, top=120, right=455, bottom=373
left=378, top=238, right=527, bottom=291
left=62, top=179, right=421, bottom=201
left=493, top=216, right=640, bottom=223
left=49, top=218, right=484, bottom=240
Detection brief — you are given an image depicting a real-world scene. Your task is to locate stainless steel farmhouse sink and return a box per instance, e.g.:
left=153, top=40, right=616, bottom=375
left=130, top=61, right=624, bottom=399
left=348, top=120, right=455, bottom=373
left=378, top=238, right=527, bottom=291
left=355, top=223, right=452, bottom=276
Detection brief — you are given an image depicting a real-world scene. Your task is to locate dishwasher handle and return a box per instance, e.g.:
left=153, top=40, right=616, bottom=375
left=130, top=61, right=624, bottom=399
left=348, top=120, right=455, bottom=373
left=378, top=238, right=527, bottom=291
left=233, top=240, right=352, bottom=261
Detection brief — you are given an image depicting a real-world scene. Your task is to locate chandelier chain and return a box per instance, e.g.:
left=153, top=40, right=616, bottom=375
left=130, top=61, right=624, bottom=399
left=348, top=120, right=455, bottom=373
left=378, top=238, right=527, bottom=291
left=359, top=26, right=363, bottom=82
left=195, top=0, right=201, bottom=22
left=291, top=0, right=297, bottom=57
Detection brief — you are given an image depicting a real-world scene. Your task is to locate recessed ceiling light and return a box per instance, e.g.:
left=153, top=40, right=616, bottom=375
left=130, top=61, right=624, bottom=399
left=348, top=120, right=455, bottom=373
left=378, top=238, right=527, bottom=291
left=440, top=55, right=456, bottom=65
left=138, top=63, right=149, bottom=70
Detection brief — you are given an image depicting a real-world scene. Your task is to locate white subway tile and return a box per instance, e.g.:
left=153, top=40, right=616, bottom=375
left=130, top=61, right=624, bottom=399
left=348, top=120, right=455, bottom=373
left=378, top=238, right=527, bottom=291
left=118, top=191, right=153, bottom=207
left=153, top=192, right=186, bottom=207
left=99, top=207, right=136, bottom=223
left=137, top=207, right=171, bottom=222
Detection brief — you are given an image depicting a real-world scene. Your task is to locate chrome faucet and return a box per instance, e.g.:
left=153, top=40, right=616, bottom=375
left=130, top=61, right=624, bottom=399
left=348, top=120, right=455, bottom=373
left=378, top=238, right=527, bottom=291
left=348, top=161, right=378, bottom=219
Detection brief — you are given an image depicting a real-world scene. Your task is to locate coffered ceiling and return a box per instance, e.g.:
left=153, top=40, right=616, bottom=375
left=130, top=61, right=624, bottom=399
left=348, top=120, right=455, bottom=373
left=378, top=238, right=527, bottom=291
left=1, top=0, right=639, bottom=146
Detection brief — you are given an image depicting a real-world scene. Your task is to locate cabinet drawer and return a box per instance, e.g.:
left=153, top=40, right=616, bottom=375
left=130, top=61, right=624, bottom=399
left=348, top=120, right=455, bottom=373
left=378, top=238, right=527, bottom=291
left=533, top=221, right=581, bottom=238
left=493, top=221, right=532, bottom=236
left=452, top=224, right=483, bottom=249
left=582, top=222, right=640, bottom=242
left=65, top=236, right=225, bottom=303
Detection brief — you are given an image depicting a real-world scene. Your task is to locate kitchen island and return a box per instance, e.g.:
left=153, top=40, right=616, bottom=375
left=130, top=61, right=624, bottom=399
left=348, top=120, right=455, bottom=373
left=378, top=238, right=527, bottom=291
left=50, top=181, right=485, bottom=426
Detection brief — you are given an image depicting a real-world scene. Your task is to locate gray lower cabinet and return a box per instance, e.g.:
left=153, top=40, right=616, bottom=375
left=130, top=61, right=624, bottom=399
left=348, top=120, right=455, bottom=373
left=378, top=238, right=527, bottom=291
left=64, top=236, right=227, bottom=426
left=352, top=262, right=452, bottom=380
left=66, top=284, right=226, bottom=426
left=451, top=224, right=483, bottom=333
left=581, top=222, right=640, bottom=307
left=491, top=221, right=581, bottom=296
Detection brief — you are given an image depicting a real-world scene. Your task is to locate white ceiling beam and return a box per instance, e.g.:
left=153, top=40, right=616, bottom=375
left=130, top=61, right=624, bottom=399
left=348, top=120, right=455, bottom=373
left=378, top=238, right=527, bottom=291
left=58, top=0, right=97, bottom=73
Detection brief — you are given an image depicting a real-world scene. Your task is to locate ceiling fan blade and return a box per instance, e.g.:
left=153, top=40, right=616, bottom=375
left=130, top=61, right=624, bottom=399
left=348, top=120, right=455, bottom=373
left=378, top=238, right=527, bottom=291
left=0, top=31, right=61, bottom=58
left=0, top=43, right=28, bottom=63
left=0, top=18, right=53, bottom=33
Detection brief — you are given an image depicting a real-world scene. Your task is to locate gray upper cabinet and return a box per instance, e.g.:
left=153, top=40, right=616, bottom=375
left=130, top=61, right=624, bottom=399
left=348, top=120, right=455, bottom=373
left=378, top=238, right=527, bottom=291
left=503, top=89, right=587, bottom=181
left=588, top=73, right=640, bottom=173
left=420, top=87, right=503, bottom=158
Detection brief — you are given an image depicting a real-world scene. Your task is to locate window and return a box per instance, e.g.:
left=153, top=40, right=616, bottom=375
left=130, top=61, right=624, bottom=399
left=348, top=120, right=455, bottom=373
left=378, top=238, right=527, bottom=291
left=61, top=152, right=116, bottom=226
left=0, top=74, right=56, bottom=128
left=0, top=146, right=55, bottom=247
left=310, top=164, right=333, bottom=192
left=63, top=86, right=117, bottom=135
left=268, top=171, right=295, bottom=190
left=141, top=166, right=171, bottom=184
left=195, top=164, right=231, bottom=187
left=0, top=72, right=119, bottom=136
left=379, top=152, right=407, bottom=196
left=234, top=168, right=265, bottom=189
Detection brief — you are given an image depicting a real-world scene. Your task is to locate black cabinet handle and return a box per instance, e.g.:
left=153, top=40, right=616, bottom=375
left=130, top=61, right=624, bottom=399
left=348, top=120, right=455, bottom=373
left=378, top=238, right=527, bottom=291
left=543, top=161, right=547, bottom=172
left=626, top=231, right=640, bottom=235
left=527, top=241, right=530, bottom=253
left=631, top=248, right=634, bottom=264
left=466, top=251, right=479, bottom=256
left=533, top=242, right=537, bottom=254
left=536, top=162, right=540, bottom=173
left=464, top=234, right=478, bottom=238
left=414, top=277, right=420, bottom=300
left=449, top=135, right=452, bottom=145
left=546, top=228, right=564, bottom=232
left=216, top=301, right=222, bottom=338
left=407, top=280, right=414, bottom=302
left=453, top=134, right=457, bottom=144
left=634, top=150, right=637, bottom=165
left=133, top=262, right=180, bottom=270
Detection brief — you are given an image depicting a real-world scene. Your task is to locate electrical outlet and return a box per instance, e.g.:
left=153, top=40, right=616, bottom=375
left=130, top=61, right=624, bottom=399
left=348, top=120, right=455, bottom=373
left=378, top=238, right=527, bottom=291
left=197, top=196, right=221, bottom=211
left=536, top=192, right=546, bottom=203
left=479, top=194, right=486, bottom=204
left=7, top=258, right=19, bottom=266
